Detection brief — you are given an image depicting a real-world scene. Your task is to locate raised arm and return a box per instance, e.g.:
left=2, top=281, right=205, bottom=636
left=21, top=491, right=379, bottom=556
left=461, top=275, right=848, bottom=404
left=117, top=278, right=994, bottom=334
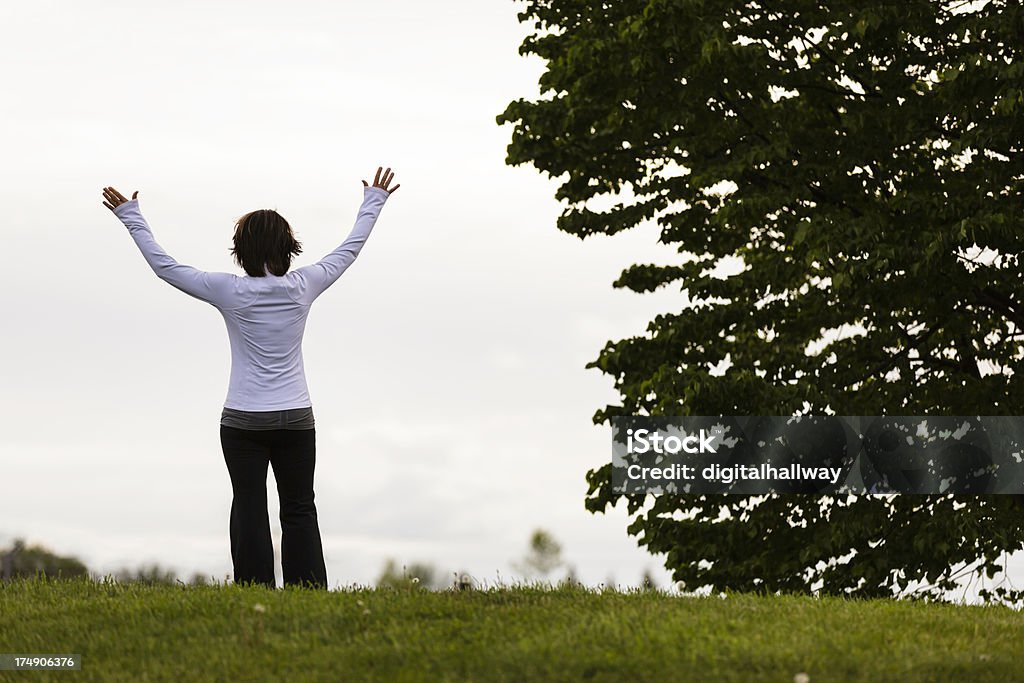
left=292, top=167, right=399, bottom=303
left=103, top=187, right=237, bottom=308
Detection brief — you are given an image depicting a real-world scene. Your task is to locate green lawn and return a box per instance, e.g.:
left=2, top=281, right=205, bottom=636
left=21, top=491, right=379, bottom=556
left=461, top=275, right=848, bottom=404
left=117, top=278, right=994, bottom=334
left=1, top=575, right=1021, bottom=682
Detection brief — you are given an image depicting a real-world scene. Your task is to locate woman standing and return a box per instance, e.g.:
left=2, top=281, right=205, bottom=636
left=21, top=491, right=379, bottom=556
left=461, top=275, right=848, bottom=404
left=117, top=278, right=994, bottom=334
left=102, top=167, right=400, bottom=590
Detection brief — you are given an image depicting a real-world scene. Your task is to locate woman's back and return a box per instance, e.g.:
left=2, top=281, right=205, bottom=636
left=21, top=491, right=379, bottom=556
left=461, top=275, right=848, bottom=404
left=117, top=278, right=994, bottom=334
left=111, top=185, right=391, bottom=411
left=219, top=273, right=319, bottom=411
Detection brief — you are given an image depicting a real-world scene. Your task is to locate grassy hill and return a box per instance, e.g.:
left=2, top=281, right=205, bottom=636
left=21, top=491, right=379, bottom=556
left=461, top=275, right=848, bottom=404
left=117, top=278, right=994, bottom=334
left=1, top=575, right=1022, bottom=682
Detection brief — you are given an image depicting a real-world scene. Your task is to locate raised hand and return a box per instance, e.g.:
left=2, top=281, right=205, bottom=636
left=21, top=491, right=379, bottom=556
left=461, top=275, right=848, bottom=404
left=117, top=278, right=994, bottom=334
left=102, top=186, right=138, bottom=212
left=362, top=167, right=400, bottom=194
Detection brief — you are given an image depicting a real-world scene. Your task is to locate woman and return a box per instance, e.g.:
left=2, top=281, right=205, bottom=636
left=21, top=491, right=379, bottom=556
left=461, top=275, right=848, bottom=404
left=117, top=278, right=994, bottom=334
left=101, top=167, right=400, bottom=590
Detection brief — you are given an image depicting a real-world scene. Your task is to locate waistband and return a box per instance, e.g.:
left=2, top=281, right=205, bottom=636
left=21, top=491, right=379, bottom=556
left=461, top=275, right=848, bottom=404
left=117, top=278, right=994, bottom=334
left=220, top=406, right=315, bottom=431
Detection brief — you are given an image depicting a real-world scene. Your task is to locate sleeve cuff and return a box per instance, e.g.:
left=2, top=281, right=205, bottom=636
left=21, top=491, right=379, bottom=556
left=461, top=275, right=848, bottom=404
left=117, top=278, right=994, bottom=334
left=112, top=199, right=142, bottom=222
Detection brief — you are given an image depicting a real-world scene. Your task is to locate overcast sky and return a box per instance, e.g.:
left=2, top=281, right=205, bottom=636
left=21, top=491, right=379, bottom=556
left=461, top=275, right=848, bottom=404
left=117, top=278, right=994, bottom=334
left=3, top=1, right=1019, bottom=599
left=0, top=0, right=692, bottom=589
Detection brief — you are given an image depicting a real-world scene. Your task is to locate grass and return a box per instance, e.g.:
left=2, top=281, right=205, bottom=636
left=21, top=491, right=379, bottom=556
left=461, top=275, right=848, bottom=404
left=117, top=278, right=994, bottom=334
left=1, top=575, right=1022, bottom=682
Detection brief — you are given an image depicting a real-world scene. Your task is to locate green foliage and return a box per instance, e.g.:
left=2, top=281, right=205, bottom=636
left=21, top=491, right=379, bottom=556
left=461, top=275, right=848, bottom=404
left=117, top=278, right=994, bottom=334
left=641, top=568, right=659, bottom=591
left=376, top=558, right=447, bottom=591
left=187, top=572, right=212, bottom=586
left=512, top=528, right=566, bottom=579
left=110, top=563, right=180, bottom=586
left=498, top=0, right=1024, bottom=602
left=1, top=538, right=211, bottom=587
left=0, top=538, right=88, bottom=580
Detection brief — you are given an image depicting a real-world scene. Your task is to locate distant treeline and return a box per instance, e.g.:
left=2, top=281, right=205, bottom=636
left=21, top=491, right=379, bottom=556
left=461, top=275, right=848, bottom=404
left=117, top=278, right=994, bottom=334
left=2, top=529, right=661, bottom=590
left=0, top=538, right=211, bottom=586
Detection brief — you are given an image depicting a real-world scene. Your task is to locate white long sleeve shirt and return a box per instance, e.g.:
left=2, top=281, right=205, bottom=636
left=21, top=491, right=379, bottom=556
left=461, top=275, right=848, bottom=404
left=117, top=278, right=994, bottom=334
left=113, top=186, right=390, bottom=411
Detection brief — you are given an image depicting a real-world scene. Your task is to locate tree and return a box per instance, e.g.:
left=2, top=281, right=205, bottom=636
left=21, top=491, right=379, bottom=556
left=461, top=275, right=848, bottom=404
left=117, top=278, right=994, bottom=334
left=188, top=572, right=212, bottom=586
left=497, top=0, right=1024, bottom=601
left=512, top=528, right=566, bottom=581
left=376, top=558, right=446, bottom=591
left=0, top=538, right=88, bottom=580
left=110, top=563, right=179, bottom=586
left=641, top=568, right=659, bottom=592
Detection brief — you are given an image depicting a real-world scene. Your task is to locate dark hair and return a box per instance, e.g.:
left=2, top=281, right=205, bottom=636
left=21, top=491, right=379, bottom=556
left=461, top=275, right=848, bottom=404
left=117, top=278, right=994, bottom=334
left=230, top=209, right=302, bottom=277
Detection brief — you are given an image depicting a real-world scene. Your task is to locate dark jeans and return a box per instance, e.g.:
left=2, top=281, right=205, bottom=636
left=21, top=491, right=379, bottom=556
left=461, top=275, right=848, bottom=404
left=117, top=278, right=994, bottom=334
left=220, top=425, right=328, bottom=589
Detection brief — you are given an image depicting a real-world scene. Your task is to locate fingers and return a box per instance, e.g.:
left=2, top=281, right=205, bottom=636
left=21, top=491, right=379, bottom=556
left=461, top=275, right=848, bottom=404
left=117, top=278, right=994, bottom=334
left=367, top=167, right=399, bottom=193
left=388, top=183, right=400, bottom=194
left=101, top=186, right=138, bottom=210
